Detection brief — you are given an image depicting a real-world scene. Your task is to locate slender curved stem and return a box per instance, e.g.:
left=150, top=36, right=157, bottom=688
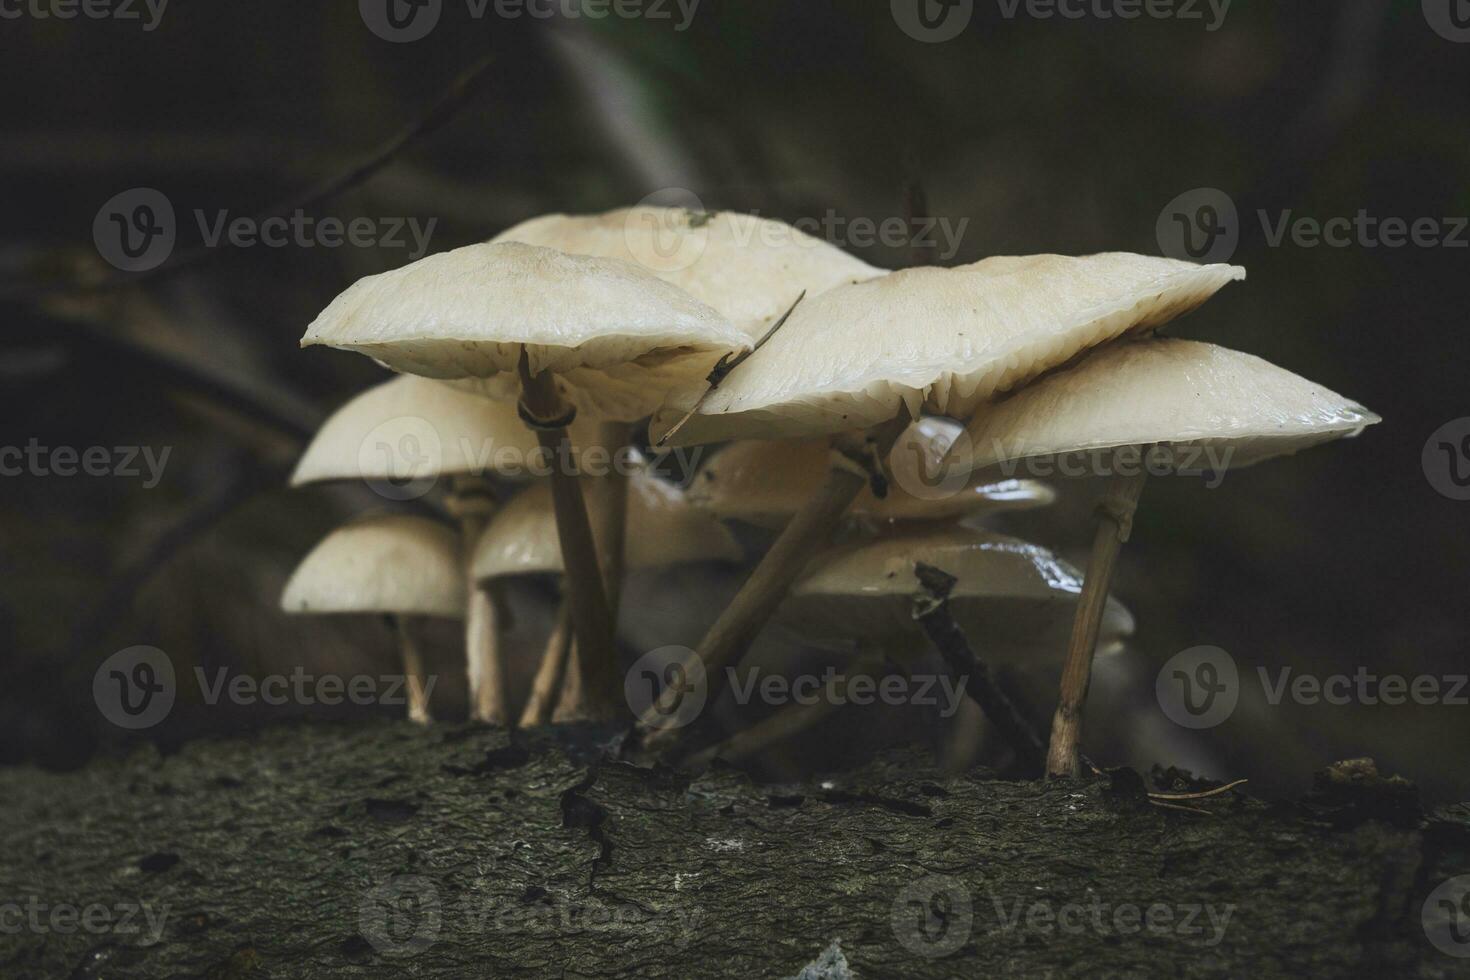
left=519, top=596, right=573, bottom=727
left=517, top=353, right=621, bottom=719
left=1045, top=468, right=1149, bottom=778
left=638, top=411, right=911, bottom=755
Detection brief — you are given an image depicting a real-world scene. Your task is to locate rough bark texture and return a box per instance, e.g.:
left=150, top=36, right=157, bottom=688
left=2, top=723, right=1468, bottom=979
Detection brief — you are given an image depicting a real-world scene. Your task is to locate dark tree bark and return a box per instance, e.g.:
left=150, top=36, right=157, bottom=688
left=0, top=723, right=1466, bottom=978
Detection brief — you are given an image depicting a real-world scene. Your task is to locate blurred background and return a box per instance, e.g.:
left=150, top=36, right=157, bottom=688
left=2, top=0, right=1466, bottom=799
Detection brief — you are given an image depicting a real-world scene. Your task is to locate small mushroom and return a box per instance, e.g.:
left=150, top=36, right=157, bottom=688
left=687, top=417, right=1055, bottom=530
left=281, top=515, right=464, bottom=724
left=471, top=465, right=741, bottom=725
left=964, top=337, right=1381, bottom=777
left=637, top=253, right=1243, bottom=753
left=302, top=241, right=748, bottom=718
left=290, top=373, right=595, bottom=725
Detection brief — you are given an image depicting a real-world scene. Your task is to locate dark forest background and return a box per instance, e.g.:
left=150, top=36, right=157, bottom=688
left=1, top=0, right=1467, bottom=799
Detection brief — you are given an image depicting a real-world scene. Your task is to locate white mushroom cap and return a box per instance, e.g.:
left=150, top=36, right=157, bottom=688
left=472, top=469, right=743, bottom=580
left=493, top=208, right=885, bottom=339
left=778, top=526, right=1134, bottom=662
left=301, top=241, right=749, bottom=421
left=291, top=374, right=600, bottom=486
left=965, top=338, right=1381, bottom=473
left=281, top=514, right=465, bottom=619
left=649, top=253, right=1245, bottom=444
left=688, top=417, right=1055, bottom=529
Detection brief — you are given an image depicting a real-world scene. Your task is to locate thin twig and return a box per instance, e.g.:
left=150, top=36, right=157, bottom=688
left=911, top=562, right=1046, bottom=775
left=654, top=290, right=804, bottom=446
left=1148, top=778, right=1249, bottom=802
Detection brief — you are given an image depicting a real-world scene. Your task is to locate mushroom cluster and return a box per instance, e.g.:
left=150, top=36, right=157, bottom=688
left=285, top=206, right=1378, bottom=779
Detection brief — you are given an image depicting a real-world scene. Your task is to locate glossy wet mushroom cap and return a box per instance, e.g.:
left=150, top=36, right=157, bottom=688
left=650, top=253, right=1245, bottom=444
left=777, top=525, right=1134, bottom=662
left=964, top=338, right=1381, bottom=473
left=301, top=241, right=749, bottom=421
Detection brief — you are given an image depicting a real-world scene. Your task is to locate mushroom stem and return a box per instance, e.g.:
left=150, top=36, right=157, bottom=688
left=519, top=596, right=573, bottom=727
left=1045, top=468, right=1149, bottom=778
left=638, top=410, right=912, bottom=754
left=682, top=650, right=888, bottom=769
left=393, top=616, right=433, bottom=725
left=517, top=351, right=622, bottom=720
left=448, top=476, right=509, bottom=726
left=551, top=420, right=636, bottom=722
